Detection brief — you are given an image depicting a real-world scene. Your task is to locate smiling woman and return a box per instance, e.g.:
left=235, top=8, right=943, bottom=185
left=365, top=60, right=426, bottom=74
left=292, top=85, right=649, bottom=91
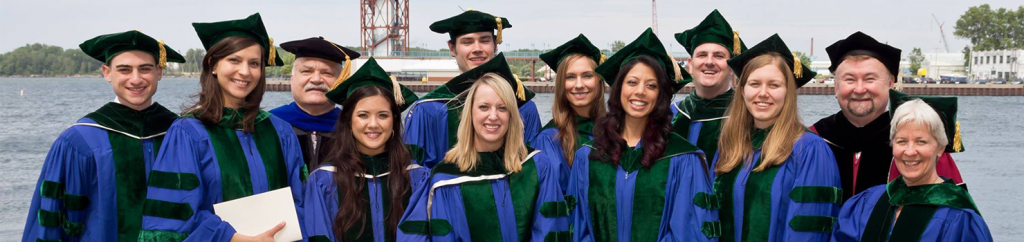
left=136, top=13, right=308, bottom=242
left=568, top=28, right=716, bottom=242
left=713, top=34, right=841, bottom=242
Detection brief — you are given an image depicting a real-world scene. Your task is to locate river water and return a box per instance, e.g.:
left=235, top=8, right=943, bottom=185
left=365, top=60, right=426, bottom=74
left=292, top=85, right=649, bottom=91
left=1, top=78, right=1021, bottom=241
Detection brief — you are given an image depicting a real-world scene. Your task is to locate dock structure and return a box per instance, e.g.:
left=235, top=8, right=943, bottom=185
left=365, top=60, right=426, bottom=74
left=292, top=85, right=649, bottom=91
left=266, top=79, right=1024, bottom=96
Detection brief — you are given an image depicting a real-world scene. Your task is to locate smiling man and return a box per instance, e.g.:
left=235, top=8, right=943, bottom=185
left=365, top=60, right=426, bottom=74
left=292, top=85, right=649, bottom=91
left=270, top=36, right=360, bottom=170
left=22, top=30, right=184, bottom=242
left=404, top=9, right=542, bottom=168
left=671, top=9, right=748, bottom=164
left=811, top=32, right=964, bottom=202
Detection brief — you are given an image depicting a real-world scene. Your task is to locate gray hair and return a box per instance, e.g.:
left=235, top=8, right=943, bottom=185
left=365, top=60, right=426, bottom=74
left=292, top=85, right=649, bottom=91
left=889, top=99, right=948, bottom=150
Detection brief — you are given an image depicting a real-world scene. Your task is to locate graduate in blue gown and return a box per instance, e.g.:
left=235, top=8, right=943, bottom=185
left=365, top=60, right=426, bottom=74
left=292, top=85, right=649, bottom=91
left=712, top=34, right=842, bottom=242
left=271, top=36, right=362, bottom=170
left=532, top=34, right=607, bottom=192
left=830, top=95, right=991, bottom=242
left=137, top=13, right=308, bottom=241
left=397, top=67, right=569, bottom=242
left=303, top=58, right=431, bottom=242
left=568, top=28, right=717, bottom=242
left=405, top=10, right=541, bottom=169
left=22, top=30, right=185, bottom=242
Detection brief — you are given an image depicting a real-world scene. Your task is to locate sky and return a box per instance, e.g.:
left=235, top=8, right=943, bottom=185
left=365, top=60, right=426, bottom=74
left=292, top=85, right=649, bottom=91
left=1, top=0, right=1020, bottom=60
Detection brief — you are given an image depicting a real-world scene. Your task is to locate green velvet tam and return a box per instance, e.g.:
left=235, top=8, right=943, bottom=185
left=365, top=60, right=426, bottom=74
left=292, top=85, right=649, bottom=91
left=539, top=34, right=603, bottom=70
left=674, top=9, right=747, bottom=56
left=79, top=30, right=185, bottom=67
left=429, top=9, right=511, bottom=44
left=324, top=57, right=419, bottom=111
left=192, top=12, right=283, bottom=66
left=594, top=28, right=692, bottom=92
left=727, top=34, right=814, bottom=88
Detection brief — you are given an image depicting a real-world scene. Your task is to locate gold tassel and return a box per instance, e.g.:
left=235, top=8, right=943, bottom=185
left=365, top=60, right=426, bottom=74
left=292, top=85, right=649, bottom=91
left=324, top=38, right=353, bottom=90
left=599, top=53, right=607, bottom=65
left=792, top=53, right=803, bottom=78
left=732, top=31, right=741, bottom=56
left=267, top=37, right=277, bottom=66
left=157, top=40, right=167, bottom=68
left=666, top=51, right=683, bottom=81
left=953, top=121, right=963, bottom=152
left=331, top=54, right=352, bottom=90
left=390, top=75, right=405, bottom=106
left=513, top=74, right=525, bottom=101
left=495, top=17, right=503, bottom=44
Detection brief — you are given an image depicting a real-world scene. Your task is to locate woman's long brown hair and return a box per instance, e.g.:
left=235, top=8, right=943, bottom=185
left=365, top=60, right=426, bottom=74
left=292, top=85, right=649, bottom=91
left=552, top=54, right=606, bottom=166
left=183, top=36, right=267, bottom=133
left=590, top=55, right=674, bottom=168
left=716, top=53, right=805, bottom=174
left=326, top=85, right=411, bottom=241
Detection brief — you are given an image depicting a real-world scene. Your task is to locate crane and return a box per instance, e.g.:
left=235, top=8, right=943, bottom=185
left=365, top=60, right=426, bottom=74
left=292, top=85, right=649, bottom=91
left=932, top=13, right=950, bottom=53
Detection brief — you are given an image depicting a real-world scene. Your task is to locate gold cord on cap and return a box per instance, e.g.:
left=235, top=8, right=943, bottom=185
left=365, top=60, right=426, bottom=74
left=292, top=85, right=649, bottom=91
left=268, top=37, right=277, bottom=66
left=157, top=40, right=167, bottom=68
left=599, top=53, right=607, bottom=65
left=953, top=121, right=963, bottom=152
left=323, top=38, right=353, bottom=90
left=390, top=75, right=405, bottom=106
left=792, top=53, right=803, bottom=78
left=495, top=17, right=504, bottom=44
left=732, top=31, right=741, bottom=56
left=513, top=73, right=525, bottom=101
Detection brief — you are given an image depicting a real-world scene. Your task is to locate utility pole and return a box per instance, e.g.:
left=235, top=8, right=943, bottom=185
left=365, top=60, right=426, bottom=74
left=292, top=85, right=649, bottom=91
left=652, top=0, right=658, bottom=35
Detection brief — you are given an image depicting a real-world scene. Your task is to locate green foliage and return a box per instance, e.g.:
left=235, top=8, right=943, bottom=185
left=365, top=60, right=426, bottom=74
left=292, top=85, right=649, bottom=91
left=954, top=4, right=1024, bottom=51
left=0, top=43, right=103, bottom=76
left=792, top=51, right=813, bottom=69
left=909, top=48, right=925, bottom=74
left=610, top=40, right=626, bottom=52
left=273, top=47, right=296, bottom=77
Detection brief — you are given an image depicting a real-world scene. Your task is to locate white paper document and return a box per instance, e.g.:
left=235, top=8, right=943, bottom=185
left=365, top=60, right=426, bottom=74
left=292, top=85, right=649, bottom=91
left=213, top=187, right=302, bottom=241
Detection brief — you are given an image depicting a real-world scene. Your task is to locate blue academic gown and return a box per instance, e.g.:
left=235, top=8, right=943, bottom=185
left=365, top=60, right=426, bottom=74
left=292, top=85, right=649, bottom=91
left=137, top=111, right=308, bottom=242
left=711, top=130, right=842, bottom=242
left=303, top=159, right=431, bottom=242
left=22, top=103, right=177, bottom=242
left=531, top=117, right=595, bottom=192
left=396, top=149, right=569, bottom=242
left=568, top=134, right=719, bottom=242
left=830, top=182, right=993, bottom=242
left=403, top=99, right=541, bottom=169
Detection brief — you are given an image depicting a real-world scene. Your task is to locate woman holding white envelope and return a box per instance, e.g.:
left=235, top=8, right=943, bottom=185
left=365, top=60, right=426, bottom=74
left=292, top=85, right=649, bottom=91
left=138, top=13, right=308, bottom=241
left=302, top=58, right=429, bottom=242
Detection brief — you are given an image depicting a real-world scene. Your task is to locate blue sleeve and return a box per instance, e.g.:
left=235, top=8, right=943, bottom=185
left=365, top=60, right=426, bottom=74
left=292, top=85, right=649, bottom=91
left=273, top=117, right=309, bottom=241
left=660, top=152, right=719, bottom=242
left=829, top=187, right=883, bottom=242
left=403, top=101, right=449, bottom=169
left=22, top=128, right=93, bottom=242
left=530, top=157, right=570, bottom=241
left=531, top=129, right=569, bottom=192
left=396, top=174, right=435, bottom=242
left=781, top=135, right=843, bottom=241
left=303, top=168, right=338, bottom=242
left=139, top=120, right=236, bottom=242
left=568, top=146, right=594, bottom=242
left=945, top=210, right=993, bottom=242
left=520, top=100, right=542, bottom=145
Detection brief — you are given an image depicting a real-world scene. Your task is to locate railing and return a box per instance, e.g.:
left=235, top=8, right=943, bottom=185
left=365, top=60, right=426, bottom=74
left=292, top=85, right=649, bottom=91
left=354, top=50, right=691, bottom=59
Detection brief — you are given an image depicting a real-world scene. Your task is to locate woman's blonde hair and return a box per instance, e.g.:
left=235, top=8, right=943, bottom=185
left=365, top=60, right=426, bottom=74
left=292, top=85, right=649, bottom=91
left=716, top=53, right=806, bottom=174
left=444, top=73, right=529, bottom=173
left=552, top=54, right=606, bottom=166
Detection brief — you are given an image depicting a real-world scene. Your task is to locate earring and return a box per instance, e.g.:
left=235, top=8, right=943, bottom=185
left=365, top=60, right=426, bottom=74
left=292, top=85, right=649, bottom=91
left=212, top=71, right=217, bottom=75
